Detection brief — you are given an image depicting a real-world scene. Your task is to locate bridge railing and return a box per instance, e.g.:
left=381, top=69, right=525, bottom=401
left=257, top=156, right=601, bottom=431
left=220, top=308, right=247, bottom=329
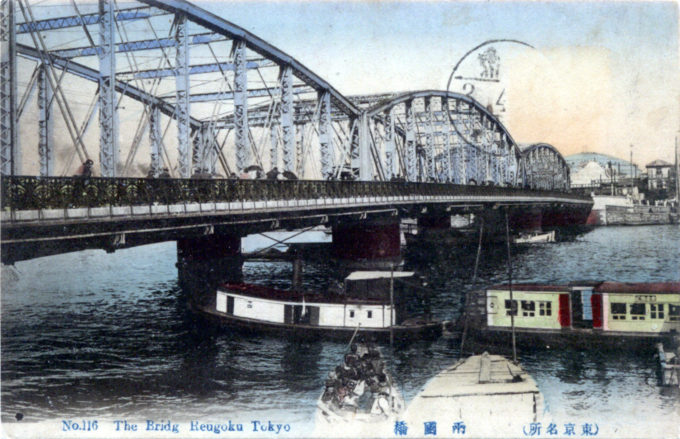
left=1, top=175, right=589, bottom=211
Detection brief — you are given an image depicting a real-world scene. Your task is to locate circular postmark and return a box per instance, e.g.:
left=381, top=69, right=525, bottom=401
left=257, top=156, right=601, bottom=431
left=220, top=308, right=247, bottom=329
left=445, top=39, right=535, bottom=148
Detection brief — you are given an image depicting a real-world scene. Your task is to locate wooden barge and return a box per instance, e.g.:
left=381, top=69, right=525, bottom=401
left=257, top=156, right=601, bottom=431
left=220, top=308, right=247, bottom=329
left=192, top=271, right=442, bottom=341
left=458, top=281, right=680, bottom=350
left=405, top=353, right=543, bottom=437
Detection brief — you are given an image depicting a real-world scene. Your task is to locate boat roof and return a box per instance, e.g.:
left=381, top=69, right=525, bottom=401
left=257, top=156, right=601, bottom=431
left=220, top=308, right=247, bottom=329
left=414, top=353, right=539, bottom=398
left=488, top=282, right=680, bottom=294
left=487, top=284, right=572, bottom=292
left=344, top=271, right=415, bottom=281
left=218, top=283, right=387, bottom=304
left=594, top=282, right=680, bottom=294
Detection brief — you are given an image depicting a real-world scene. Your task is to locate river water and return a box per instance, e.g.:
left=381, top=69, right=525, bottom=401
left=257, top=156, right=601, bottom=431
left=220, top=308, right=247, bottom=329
left=1, top=225, right=679, bottom=437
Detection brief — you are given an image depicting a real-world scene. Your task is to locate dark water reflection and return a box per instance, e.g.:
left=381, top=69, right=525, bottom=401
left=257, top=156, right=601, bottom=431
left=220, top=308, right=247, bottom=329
left=1, top=225, right=679, bottom=435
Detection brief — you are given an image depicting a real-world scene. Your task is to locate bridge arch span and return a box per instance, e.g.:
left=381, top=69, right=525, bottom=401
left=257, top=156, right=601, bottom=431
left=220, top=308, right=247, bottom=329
left=357, top=90, right=522, bottom=185
left=521, top=143, right=570, bottom=190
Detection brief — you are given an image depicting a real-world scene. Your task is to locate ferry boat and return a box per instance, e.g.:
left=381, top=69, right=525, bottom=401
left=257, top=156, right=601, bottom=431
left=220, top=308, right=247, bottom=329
left=459, top=281, right=680, bottom=349
left=193, top=271, right=442, bottom=341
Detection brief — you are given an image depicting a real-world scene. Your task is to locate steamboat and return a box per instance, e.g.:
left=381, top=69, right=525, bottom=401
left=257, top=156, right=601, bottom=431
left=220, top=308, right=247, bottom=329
left=193, top=271, right=442, bottom=341
left=459, top=281, right=680, bottom=350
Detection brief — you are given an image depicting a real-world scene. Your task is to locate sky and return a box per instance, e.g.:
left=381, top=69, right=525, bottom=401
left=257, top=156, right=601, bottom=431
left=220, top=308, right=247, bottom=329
left=194, top=0, right=680, bottom=167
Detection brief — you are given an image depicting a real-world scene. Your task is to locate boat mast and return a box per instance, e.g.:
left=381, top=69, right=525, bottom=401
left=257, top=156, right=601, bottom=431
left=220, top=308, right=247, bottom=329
left=390, top=264, right=395, bottom=346
left=675, top=136, right=679, bottom=203
left=460, top=216, right=484, bottom=358
left=504, top=208, right=517, bottom=363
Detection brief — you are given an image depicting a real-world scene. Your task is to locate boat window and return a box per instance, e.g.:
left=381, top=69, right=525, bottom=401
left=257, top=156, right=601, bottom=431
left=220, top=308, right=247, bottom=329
left=367, top=310, right=373, bottom=318
left=539, top=301, right=552, bottom=316
left=611, top=303, right=626, bottom=320
left=504, top=300, right=518, bottom=316
left=349, top=310, right=355, bottom=318
left=670, top=305, right=680, bottom=321
left=650, top=304, right=665, bottom=319
left=521, top=301, right=535, bottom=317
left=629, top=303, right=645, bottom=320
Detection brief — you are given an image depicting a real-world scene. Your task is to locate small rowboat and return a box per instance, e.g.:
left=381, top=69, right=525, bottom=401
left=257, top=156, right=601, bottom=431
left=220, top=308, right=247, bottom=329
left=314, top=342, right=405, bottom=436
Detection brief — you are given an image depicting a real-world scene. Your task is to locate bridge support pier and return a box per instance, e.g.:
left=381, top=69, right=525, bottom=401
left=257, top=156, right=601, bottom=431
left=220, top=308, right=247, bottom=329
left=331, top=218, right=401, bottom=269
left=509, top=206, right=543, bottom=232
left=177, top=234, right=243, bottom=304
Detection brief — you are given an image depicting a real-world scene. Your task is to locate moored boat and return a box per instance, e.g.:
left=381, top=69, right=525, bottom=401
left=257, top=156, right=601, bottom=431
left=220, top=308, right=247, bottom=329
left=458, top=281, right=680, bottom=350
left=405, top=352, right=543, bottom=437
left=513, top=230, right=556, bottom=244
left=192, top=271, right=442, bottom=341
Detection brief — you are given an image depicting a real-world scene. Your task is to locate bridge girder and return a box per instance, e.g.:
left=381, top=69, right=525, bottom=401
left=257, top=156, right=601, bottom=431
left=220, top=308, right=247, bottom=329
left=4, top=0, right=569, bottom=187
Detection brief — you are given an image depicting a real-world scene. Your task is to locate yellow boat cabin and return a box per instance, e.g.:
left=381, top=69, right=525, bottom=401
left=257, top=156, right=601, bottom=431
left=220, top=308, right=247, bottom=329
left=484, top=281, right=680, bottom=338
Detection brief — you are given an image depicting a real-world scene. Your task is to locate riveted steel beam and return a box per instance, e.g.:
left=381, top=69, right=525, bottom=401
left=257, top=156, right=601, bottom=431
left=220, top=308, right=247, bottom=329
left=175, top=13, right=191, bottom=178
left=424, top=97, right=435, bottom=180
left=38, top=63, right=54, bottom=176
left=1, top=0, right=18, bottom=175
left=119, top=59, right=275, bottom=79
left=318, top=90, right=332, bottom=179
left=50, top=33, right=225, bottom=58
left=185, top=84, right=307, bottom=103
left=98, top=0, right=118, bottom=177
left=16, top=6, right=164, bottom=34
left=405, top=100, right=416, bottom=181
left=384, top=108, right=395, bottom=180
left=280, top=65, right=295, bottom=173
left=233, top=39, right=249, bottom=173
left=148, top=105, right=161, bottom=177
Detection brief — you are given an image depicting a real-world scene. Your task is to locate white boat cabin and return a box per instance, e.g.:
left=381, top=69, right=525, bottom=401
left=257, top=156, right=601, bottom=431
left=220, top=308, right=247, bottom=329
left=215, top=271, right=417, bottom=329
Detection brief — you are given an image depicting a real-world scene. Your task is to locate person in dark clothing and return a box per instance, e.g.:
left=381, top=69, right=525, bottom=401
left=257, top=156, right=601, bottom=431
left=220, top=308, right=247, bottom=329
left=74, top=159, right=94, bottom=177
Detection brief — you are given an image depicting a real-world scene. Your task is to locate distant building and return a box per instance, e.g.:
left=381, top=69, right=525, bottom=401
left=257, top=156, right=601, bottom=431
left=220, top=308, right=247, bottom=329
left=646, top=159, right=673, bottom=190
left=570, top=161, right=609, bottom=186
left=566, top=152, right=640, bottom=178
left=565, top=153, right=641, bottom=187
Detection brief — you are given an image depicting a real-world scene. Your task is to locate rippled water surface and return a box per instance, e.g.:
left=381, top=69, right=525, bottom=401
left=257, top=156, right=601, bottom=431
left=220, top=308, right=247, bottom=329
left=2, top=225, right=679, bottom=436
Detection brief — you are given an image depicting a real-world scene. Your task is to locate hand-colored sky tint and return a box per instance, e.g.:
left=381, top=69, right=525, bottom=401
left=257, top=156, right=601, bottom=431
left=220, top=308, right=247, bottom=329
left=199, top=0, right=679, bottom=167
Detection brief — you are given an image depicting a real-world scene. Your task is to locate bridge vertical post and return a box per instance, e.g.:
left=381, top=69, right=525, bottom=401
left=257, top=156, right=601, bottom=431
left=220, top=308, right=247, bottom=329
left=269, top=124, right=278, bottom=172
left=175, top=12, right=190, bottom=178
left=98, top=0, right=118, bottom=177
left=455, top=100, right=467, bottom=184
left=280, top=65, right=295, bottom=173
left=1, top=0, right=18, bottom=176
left=384, top=108, right=395, bottom=181
left=38, top=63, right=54, bottom=176
left=318, top=90, right=332, bottom=179
left=296, top=123, right=304, bottom=176
left=424, top=97, right=435, bottom=181
left=233, top=39, right=249, bottom=174
left=349, top=116, right=359, bottom=179
left=149, top=105, right=161, bottom=177
left=443, top=107, right=453, bottom=183
left=358, top=111, right=371, bottom=180
left=192, top=123, right=208, bottom=175
left=405, top=99, right=416, bottom=181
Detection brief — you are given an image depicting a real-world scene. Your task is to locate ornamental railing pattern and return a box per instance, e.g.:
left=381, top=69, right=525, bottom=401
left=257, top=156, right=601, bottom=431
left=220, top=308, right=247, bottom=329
left=1, top=176, right=588, bottom=211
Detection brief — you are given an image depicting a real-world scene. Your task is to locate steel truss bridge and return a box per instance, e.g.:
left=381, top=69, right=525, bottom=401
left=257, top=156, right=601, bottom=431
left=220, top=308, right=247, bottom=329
left=0, top=0, right=588, bottom=263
